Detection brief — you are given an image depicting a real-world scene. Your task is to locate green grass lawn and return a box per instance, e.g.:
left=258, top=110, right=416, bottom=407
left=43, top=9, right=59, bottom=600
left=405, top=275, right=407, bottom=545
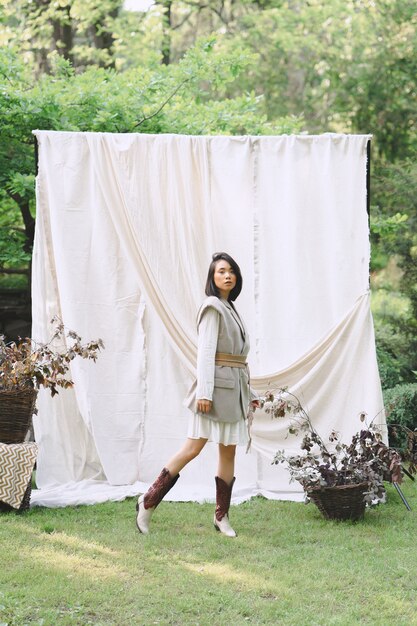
left=1, top=482, right=416, bottom=626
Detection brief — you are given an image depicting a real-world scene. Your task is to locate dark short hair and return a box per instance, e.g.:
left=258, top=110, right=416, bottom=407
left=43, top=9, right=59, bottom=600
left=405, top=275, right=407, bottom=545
left=205, top=252, right=243, bottom=301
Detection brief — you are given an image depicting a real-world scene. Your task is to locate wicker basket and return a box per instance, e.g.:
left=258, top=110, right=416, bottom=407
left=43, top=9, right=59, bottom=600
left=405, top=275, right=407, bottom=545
left=307, top=482, right=368, bottom=521
left=0, top=388, right=38, bottom=444
left=0, top=480, right=32, bottom=513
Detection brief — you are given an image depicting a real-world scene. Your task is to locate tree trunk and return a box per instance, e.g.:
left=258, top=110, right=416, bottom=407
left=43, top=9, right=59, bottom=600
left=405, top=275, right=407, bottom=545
left=52, top=5, right=73, bottom=64
left=7, top=192, right=35, bottom=254
left=158, top=0, right=173, bottom=65
left=88, top=6, right=119, bottom=69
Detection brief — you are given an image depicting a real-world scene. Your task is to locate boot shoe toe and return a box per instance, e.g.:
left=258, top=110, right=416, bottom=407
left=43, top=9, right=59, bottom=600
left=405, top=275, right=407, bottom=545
left=136, top=495, right=153, bottom=534
left=213, top=513, right=237, bottom=538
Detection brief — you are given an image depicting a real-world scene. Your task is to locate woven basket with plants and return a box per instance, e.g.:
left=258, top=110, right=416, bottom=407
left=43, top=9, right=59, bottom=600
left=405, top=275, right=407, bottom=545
left=262, top=388, right=403, bottom=521
left=0, top=317, right=104, bottom=444
left=0, top=318, right=104, bottom=511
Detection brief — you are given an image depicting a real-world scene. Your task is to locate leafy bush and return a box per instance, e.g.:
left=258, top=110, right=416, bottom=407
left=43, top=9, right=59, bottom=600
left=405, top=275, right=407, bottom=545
left=376, top=345, right=403, bottom=390
left=384, top=383, right=417, bottom=470
left=374, top=322, right=411, bottom=389
left=384, top=383, right=417, bottom=431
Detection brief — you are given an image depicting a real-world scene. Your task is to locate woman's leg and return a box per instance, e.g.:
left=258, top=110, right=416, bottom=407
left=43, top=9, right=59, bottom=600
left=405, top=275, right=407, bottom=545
left=136, top=438, right=207, bottom=534
left=217, top=443, right=236, bottom=483
left=214, top=444, right=237, bottom=538
left=165, top=437, right=208, bottom=476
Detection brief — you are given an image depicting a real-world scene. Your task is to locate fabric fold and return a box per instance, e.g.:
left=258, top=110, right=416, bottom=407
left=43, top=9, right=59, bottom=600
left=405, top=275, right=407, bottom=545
left=250, top=291, right=385, bottom=460
left=85, top=133, right=198, bottom=377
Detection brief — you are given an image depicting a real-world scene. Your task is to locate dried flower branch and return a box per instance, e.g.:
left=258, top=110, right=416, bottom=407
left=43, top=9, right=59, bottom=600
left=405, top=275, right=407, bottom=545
left=0, top=317, right=104, bottom=397
left=262, top=388, right=402, bottom=507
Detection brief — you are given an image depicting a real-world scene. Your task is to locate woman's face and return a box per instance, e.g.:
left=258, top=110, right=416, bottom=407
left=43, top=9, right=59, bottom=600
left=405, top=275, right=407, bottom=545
left=214, top=260, right=236, bottom=299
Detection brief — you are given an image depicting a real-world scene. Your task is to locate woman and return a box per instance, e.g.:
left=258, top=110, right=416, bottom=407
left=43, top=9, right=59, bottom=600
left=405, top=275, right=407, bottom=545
left=136, top=252, right=257, bottom=537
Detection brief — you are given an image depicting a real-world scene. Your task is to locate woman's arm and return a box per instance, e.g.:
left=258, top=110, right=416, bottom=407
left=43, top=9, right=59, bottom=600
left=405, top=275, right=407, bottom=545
left=196, top=307, right=219, bottom=413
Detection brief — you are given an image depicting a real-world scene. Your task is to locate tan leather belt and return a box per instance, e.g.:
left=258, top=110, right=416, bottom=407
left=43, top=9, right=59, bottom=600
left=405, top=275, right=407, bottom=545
left=215, top=352, right=247, bottom=369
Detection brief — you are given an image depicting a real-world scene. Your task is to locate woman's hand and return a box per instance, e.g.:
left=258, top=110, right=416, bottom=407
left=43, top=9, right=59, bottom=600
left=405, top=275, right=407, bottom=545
left=197, top=399, right=212, bottom=414
left=251, top=400, right=260, bottom=411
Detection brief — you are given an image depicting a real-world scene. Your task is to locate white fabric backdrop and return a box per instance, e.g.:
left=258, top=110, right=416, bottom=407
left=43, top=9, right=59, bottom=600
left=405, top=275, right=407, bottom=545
left=31, top=131, right=384, bottom=507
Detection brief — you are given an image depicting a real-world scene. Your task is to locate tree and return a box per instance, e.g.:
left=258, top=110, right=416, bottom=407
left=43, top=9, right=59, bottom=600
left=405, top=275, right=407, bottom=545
left=341, top=0, right=417, bottom=162
left=0, top=0, right=123, bottom=72
left=371, top=158, right=417, bottom=383
left=135, top=0, right=416, bottom=160
left=0, top=38, right=301, bottom=284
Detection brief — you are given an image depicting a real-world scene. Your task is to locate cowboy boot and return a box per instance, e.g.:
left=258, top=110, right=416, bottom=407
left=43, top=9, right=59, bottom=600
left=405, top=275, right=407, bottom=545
left=136, top=467, right=179, bottom=534
left=214, top=476, right=237, bottom=538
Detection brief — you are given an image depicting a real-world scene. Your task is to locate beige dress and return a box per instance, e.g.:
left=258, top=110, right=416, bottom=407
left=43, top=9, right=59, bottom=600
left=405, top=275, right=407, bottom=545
left=187, top=306, right=250, bottom=446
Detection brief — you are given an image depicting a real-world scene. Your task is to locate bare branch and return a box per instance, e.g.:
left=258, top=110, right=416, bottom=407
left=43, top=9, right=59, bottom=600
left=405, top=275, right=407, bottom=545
left=133, top=78, right=191, bottom=129
left=171, top=10, right=195, bottom=30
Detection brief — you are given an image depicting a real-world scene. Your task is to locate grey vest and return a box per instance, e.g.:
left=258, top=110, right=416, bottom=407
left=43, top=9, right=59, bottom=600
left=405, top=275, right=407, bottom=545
left=185, top=296, right=250, bottom=423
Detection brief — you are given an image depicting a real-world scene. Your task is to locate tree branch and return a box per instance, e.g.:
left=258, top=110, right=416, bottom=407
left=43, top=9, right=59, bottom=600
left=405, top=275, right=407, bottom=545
left=133, top=77, right=191, bottom=129
left=172, top=10, right=194, bottom=30
left=0, top=267, right=29, bottom=275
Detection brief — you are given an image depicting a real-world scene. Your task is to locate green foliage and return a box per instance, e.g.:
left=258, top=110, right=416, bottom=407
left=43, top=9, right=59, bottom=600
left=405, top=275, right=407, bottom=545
left=345, top=0, right=417, bottom=162
left=370, top=212, right=409, bottom=243
left=6, top=173, right=36, bottom=200
left=1, top=0, right=123, bottom=71
left=373, top=304, right=417, bottom=389
left=0, top=34, right=293, bottom=147
left=370, top=211, right=409, bottom=273
left=384, top=383, right=417, bottom=431
left=167, top=0, right=415, bottom=161
left=370, top=257, right=414, bottom=388
left=0, top=38, right=301, bottom=273
left=0, top=228, right=31, bottom=270
left=111, top=6, right=163, bottom=70
left=374, top=324, right=408, bottom=390
left=0, top=195, right=31, bottom=274
left=371, top=160, right=417, bottom=249
left=371, top=158, right=417, bottom=382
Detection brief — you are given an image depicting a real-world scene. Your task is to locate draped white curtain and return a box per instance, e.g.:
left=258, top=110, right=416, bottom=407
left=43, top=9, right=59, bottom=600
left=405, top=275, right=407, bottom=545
left=31, top=131, right=384, bottom=507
